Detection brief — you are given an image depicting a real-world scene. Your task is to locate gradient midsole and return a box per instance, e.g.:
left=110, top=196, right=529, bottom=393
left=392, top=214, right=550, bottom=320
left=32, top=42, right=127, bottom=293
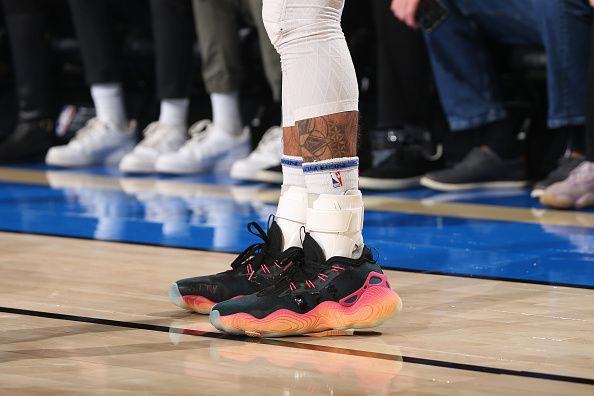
left=217, top=285, right=402, bottom=336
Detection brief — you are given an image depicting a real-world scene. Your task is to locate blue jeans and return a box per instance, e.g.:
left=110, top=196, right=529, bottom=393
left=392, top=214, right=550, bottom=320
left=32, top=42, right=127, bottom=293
left=424, top=0, right=592, bottom=131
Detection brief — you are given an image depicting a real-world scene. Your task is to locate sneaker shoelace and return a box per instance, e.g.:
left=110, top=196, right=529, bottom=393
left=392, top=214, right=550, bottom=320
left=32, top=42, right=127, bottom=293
left=259, top=249, right=345, bottom=295
left=179, top=120, right=230, bottom=156
left=227, top=221, right=298, bottom=281
left=71, top=118, right=108, bottom=145
left=139, top=122, right=184, bottom=151
left=71, top=118, right=133, bottom=150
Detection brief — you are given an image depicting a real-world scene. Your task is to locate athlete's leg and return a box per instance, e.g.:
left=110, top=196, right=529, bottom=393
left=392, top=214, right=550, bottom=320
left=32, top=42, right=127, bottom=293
left=209, top=0, right=401, bottom=337
left=264, top=0, right=362, bottom=258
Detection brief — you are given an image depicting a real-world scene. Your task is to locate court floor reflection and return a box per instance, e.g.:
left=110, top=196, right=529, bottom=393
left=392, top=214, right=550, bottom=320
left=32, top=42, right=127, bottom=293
left=168, top=324, right=403, bottom=396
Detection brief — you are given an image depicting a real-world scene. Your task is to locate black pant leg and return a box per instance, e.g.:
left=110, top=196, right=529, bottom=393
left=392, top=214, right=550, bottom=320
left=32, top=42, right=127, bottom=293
left=150, top=0, right=194, bottom=99
left=68, top=0, right=121, bottom=84
left=371, top=0, right=434, bottom=129
left=586, top=22, right=594, bottom=161
left=3, top=0, right=52, bottom=120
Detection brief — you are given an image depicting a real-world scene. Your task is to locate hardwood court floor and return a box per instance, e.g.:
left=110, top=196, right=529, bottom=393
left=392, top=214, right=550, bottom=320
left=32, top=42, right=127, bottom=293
left=1, top=232, right=593, bottom=395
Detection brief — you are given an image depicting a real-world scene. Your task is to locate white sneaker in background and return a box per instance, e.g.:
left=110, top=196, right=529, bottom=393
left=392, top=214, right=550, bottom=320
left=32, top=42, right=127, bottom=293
left=155, top=120, right=250, bottom=175
left=119, top=122, right=187, bottom=174
left=230, top=126, right=282, bottom=182
left=46, top=117, right=136, bottom=167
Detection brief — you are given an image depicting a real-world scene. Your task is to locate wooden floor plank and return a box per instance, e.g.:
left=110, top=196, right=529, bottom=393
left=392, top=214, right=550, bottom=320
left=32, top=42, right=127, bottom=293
left=1, top=232, right=593, bottom=395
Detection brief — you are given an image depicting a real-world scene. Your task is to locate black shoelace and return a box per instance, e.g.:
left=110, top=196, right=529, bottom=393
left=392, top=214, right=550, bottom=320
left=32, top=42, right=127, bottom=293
left=228, top=222, right=273, bottom=273
left=258, top=250, right=334, bottom=295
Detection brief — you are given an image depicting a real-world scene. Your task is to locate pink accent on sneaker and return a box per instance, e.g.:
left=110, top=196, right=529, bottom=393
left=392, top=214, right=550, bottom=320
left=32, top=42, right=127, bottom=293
left=284, top=261, right=294, bottom=271
left=338, top=272, right=391, bottom=307
left=289, top=282, right=297, bottom=291
left=274, top=260, right=282, bottom=268
left=182, top=295, right=216, bottom=312
left=247, top=263, right=255, bottom=281
left=305, top=280, right=316, bottom=289
left=217, top=275, right=402, bottom=337
left=261, top=264, right=271, bottom=274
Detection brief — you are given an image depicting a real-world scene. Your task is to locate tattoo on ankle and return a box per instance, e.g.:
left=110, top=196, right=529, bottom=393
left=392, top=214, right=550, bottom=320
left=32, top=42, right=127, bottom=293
left=297, top=112, right=358, bottom=162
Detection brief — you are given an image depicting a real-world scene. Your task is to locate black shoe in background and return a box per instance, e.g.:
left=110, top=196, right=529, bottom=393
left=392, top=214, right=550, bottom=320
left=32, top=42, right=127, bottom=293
left=420, top=146, right=527, bottom=191
left=530, top=155, right=585, bottom=198
left=0, top=118, right=54, bottom=164
left=359, top=127, right=444, bottom=190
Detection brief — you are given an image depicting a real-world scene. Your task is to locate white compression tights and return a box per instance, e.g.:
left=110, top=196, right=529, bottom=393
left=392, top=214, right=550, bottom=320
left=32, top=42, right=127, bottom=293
left=262, top=0, right=359, bottom=127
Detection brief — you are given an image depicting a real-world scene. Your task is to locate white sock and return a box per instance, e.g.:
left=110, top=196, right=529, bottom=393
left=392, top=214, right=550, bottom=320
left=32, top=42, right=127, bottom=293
left=303, top=157, right=359, bottom=195
left=90, top=83, right=127, bottom=130
left=276, top=155, right=307, bottom=250
left=211, top=91, right=242, bottom=135
left=159, top=98, right=189, bottom=128
left=281, top=155, right=306, bottom=188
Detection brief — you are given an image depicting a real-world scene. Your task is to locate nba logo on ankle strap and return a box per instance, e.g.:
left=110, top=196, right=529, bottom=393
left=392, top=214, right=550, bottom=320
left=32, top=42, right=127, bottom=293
left=331, top=171, right=343, bottom=188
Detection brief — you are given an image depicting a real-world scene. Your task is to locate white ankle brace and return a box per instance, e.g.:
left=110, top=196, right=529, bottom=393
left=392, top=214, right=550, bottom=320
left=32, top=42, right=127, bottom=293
left=306, top=189, right=364, bottom=259
left=276, top=185, right=308, bottom=250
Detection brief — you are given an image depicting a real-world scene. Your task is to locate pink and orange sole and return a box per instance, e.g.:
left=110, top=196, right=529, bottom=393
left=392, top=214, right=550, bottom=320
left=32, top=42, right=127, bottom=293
left=168, top=283, right=215, bottom=314
left=210, top=285, right=403, bottom=338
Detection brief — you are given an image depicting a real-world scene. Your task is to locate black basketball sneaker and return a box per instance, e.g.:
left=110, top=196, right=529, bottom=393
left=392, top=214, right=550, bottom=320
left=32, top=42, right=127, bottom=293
left=209, top=234, right=402, bottom=337
left=169, top=220, right=303, bottom=314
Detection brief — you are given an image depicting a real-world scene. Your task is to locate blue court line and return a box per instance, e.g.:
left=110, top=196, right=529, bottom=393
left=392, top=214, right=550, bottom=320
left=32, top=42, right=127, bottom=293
left=1, top=177, right=593, bottom=288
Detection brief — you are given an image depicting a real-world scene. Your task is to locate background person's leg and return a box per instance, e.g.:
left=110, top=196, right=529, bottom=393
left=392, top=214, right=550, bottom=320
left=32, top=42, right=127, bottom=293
left=0, top=0, right=54, bottom=163
left=119, top=0, right=193, bottom=174
left=68, top=0, right=127, bottom=128
left=192, top=0, right=243, bottom=135
left=155, top=0, right=251, bottom=175
left=587, top=23, right=594, bottom=163
left=420, top=0, right=540, bottom=192
left=245, top=0, right=282, bottom=104
left=3, top=0, right=52, bottom=122
left=150, top=0, right=194, bottom=128
left=457, top=0, right=592, bottom=195
left=533, top=0, right=591, bottom=130
left=372, top=0, right=434, bottom=129
left=423, top=0, right=506, bottom=133
left=46, top=0, right=137, bottom=167
left=358, top=0, right=446, bottom=191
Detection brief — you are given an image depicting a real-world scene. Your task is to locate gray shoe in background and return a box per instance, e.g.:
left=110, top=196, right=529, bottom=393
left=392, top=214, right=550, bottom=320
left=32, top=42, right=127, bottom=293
left=420, top=146, right=527, bottom=192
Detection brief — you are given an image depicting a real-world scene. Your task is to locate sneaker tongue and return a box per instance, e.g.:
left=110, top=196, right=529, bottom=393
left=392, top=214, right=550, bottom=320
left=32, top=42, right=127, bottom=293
left=302, top=234, right=326, bottom=264
left=266, top=222, right=284, bottom=254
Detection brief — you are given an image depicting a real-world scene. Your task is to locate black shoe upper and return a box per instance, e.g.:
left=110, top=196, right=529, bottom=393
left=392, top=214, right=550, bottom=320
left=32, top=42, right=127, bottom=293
left=424, top=146, right=526, bottom=184
left=176, top=221, right=302, bottom=303
left=361, top=127, right=444, bottom=180
left=214, top=234, right=384, bottom=318
left=0, top=118, right=54, bottom=164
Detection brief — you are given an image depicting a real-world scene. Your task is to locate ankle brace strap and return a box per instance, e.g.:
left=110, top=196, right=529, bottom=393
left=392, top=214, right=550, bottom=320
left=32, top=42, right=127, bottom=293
left=305, top=191, right=364, bottom=234
left=276, top=185, right=307, bottom=224
left=306, top=206, right=363, bottom=233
